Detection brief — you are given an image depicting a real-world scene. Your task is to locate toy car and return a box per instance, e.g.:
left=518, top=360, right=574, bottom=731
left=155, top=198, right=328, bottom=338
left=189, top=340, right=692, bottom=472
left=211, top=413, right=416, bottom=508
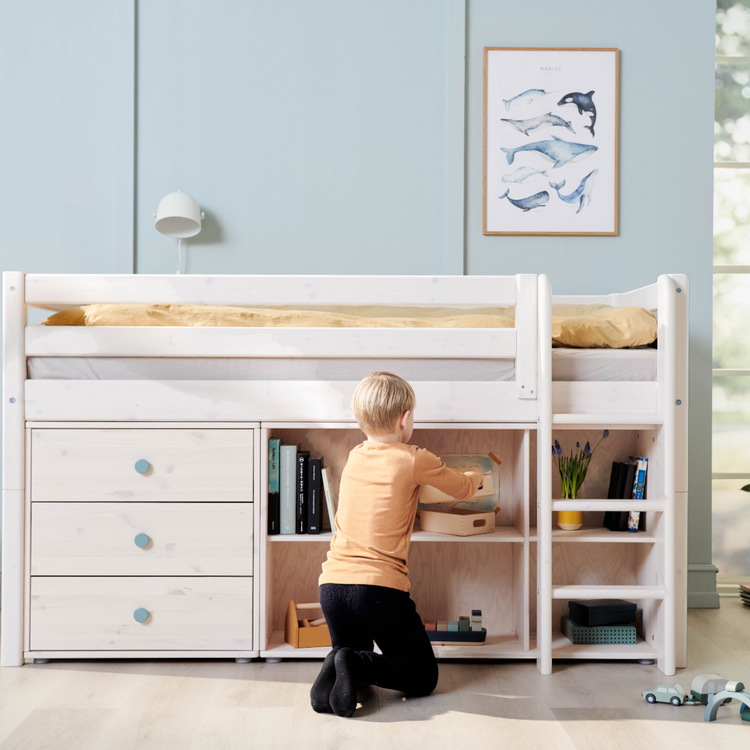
left=642, top=683, right=690, bottom=706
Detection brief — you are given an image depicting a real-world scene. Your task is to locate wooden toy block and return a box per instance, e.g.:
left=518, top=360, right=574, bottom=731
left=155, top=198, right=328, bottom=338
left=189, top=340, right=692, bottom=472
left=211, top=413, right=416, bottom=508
left=437, top=622, right=448, bottom=631
left=424, top=621, right=437, bottom=631
left=458, top=617, right=470, bottom=632
left=448, top=621, right=459, bottom=632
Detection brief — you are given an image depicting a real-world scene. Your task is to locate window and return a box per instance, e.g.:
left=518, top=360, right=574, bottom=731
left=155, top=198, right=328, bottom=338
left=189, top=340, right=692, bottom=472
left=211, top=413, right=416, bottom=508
left=714, top=1, right=750, bottom=582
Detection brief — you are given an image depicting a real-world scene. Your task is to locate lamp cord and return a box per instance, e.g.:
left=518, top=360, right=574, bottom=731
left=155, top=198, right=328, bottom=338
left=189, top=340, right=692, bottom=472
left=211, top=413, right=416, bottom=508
left=177, top=239, right=183, bottom=274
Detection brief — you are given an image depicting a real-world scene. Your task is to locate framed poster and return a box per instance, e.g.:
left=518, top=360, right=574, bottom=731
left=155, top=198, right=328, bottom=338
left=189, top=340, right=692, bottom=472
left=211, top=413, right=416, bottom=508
left=483, top=48, right=619, bottom=236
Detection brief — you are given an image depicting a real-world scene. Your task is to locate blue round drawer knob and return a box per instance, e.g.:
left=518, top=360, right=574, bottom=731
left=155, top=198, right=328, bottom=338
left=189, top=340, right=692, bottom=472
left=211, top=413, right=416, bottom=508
left=133, top=608, right=149, bottom=623
left=134, top=459, right=150, bottom=474
left=134, top=533, right=150, bottom=548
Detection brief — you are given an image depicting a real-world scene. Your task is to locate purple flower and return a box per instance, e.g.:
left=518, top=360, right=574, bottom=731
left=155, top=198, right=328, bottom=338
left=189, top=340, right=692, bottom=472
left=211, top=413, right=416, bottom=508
left=603, top=429, right=610, bottom=438
left=551, top=445, right=555, bottom=455
left=554, top=440, right=562, bottom=455
left=576, top=442, right=580, bottom=448
left=583, top=441, right=591, bottom=457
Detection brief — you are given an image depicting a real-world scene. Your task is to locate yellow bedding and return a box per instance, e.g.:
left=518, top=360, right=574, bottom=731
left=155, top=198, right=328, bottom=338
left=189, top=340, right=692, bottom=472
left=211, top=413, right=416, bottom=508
left=40, top=302, right=657, bottom=348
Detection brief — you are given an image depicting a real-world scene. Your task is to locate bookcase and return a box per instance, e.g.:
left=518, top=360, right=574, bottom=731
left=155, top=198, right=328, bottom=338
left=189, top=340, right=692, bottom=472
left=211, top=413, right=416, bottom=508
left=258, top=423, right=532, bottom=660
left=257, top=420, right=674, bottom=670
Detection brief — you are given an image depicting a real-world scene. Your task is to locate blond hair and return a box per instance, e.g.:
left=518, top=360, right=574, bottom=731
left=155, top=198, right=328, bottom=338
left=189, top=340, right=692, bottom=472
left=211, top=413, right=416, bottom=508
left=351, top=372, right=416, bottom=435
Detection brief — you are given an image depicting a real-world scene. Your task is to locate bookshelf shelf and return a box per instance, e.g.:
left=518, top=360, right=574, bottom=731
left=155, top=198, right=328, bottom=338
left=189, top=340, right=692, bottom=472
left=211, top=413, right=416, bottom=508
left=529, top=526, right=656, bottom=543
left=551, top=585, right=665, bottom=600
left=552, top=414, right=663, bottom=427
left=262, top=630, right=528, bottom=660
left=267, top=527, right=525, bottom=543
left=551, top=500, right=664, bottom=512
left=550, top=630, right=657, bottom=660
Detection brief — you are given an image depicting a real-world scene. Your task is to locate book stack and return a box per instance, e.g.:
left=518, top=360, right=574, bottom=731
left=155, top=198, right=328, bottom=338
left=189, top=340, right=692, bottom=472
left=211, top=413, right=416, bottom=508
left=267, top=439, right=337, bottom=536
left=603, top=457, right=648, bottom=533
left=741, top=584, right=750, bottom=608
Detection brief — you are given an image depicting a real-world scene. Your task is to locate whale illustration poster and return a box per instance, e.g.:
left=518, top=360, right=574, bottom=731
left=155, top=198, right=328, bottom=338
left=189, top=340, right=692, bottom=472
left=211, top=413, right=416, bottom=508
left=484, top=48, right=619, bottom=235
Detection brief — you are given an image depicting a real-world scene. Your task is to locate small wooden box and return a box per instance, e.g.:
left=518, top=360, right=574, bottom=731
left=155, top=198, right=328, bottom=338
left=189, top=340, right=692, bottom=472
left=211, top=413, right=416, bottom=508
left=284, top=600, right=331, bottom=649
left=419, top=508, right=496, bottom=537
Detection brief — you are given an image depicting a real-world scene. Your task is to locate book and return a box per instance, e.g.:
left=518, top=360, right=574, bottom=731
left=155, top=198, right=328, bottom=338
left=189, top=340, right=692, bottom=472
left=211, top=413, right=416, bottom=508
left=267, top=438, right=281, bottom=535
left=603, top=461, right=624, bottom=532
left=296, top=451, right=310, bottom=534
left=280, top=445, right=297, bottom=535
left=628, top=457, right=648, bottom=532
left=617, top=462, right=637, bottom=531
left=307, top=457, right=323, bottom=534
left=322, top=466, right=338, bottom=534
left=603, top=461, right=633, bottom=532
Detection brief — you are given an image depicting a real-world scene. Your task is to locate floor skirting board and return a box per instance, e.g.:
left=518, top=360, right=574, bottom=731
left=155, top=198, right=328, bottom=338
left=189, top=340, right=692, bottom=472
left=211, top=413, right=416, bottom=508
left=688, top=563, right=720, bottom=608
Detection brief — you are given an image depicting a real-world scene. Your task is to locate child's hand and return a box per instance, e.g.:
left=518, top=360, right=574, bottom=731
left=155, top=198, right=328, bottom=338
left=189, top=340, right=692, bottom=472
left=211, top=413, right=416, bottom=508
left=466, top=464, right=484, bottom=488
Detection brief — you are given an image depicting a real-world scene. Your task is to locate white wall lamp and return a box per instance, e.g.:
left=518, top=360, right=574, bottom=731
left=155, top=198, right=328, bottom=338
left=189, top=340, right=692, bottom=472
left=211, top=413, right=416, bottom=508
left=153, top=190, right=205, bottom=274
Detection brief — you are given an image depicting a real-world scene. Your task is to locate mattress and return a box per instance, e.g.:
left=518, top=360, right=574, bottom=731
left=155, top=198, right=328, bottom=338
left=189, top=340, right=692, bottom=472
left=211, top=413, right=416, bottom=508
left=27, top=349, right=657, bottom=382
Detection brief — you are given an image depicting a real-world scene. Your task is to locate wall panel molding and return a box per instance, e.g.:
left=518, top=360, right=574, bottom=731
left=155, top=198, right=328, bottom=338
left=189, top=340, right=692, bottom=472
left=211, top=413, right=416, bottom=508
left=115, top=0, right=136, bottom=273
left=445, top=0, right=467, bottom=275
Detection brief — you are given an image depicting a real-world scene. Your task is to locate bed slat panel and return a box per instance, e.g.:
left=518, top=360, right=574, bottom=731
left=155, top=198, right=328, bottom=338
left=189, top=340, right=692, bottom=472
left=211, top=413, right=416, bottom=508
left=24, top=274, right=518, bottom=309
left=25, top=326, right=516, bottom=359
left=25, top=380, right=539, bottom=423
left=552, top=381, right=658, bottom=415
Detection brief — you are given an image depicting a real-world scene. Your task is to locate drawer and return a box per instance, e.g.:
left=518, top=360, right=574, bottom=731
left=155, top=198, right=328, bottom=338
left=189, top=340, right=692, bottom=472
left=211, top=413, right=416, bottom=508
left=31, top=429, right=253, bottom=502
left=31, top=503, right=253, bottom=576
left=30, top=577, right=253, bottom=651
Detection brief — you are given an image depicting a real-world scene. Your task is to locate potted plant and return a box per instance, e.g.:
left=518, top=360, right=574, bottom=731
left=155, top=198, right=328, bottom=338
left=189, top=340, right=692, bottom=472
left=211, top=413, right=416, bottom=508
left=553, top=430, right=609, bottom=530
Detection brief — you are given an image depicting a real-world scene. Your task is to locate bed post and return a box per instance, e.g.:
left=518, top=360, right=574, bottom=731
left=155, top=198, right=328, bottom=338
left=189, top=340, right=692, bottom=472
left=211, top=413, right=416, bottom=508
left=515, top=274, right=538, bottom=399
left=670, top=273, right=688, bottom=670
left=536, top=274, right=552, bottom=674
left=657, top=274, right=677, bottom=676
left=2, top=272, right=26, bottom=667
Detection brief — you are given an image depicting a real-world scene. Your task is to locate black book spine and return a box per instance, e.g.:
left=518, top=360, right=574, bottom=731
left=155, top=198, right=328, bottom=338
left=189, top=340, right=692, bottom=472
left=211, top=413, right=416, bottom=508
left=308, top=458, right=322, bottom=534
left=603, top=461, right=620, bottom=532
left=618, top=462, right=637, bottom=532
left=296, top=452, right=309, bottom=534
left=268, top=439, right=280, bottom=535
left=268, top=492, right=280, bottom=534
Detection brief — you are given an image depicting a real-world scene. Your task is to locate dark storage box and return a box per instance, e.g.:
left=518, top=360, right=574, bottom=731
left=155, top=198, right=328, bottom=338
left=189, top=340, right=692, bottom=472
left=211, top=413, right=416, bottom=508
left=568, top=599, right=636, bottom=627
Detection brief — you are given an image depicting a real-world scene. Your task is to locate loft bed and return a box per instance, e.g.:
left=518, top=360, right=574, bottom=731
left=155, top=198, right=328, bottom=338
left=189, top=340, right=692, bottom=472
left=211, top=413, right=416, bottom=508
left=1, top=272, right=687, bottom=675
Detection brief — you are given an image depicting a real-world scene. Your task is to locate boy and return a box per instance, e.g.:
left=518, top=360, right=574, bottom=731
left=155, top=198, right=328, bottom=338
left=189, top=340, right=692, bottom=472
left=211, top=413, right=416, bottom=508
left=311, top=371, right=483, bottom=717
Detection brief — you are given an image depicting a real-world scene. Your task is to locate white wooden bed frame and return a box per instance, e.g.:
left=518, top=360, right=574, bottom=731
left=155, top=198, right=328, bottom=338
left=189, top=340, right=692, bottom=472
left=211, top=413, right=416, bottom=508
left=1, top=272, right=687, bottom=676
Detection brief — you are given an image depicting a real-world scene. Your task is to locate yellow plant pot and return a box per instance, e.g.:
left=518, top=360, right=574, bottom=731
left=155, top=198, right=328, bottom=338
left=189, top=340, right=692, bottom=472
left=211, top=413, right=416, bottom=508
left=558, top=509, right=583, bottom=531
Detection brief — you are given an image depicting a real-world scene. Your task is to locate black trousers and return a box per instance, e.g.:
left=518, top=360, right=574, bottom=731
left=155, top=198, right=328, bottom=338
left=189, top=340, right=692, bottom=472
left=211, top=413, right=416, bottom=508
left=319, top=583, right=438, bottom=697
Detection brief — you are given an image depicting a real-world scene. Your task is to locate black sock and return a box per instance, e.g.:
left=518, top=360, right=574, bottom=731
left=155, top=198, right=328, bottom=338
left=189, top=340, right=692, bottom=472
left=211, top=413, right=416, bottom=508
left=329, top=647, right=360, bottom=718
left=310, top=647, right=340, bottom=713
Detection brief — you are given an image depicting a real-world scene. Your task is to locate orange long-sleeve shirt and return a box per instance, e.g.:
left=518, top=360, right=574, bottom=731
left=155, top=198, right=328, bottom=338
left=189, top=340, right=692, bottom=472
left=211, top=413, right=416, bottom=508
left=319, top=441, right=483, bottom=592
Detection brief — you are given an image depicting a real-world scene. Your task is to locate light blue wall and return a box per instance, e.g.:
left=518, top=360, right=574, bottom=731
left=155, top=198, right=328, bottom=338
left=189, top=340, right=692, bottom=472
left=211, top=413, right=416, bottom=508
left=465, top=0, right=717, bottom=603
left=0, top=0, right=717, bottom=600
left=135, top=0, right=463, bottom=275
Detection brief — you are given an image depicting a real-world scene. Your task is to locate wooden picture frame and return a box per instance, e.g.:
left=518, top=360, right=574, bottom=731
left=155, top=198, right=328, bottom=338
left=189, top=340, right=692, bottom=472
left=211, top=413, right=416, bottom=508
left=483, top=47, right=619, bottom=236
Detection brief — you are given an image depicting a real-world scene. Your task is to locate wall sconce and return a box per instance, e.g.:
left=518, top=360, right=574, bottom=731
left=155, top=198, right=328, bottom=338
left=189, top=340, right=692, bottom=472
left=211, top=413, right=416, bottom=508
left=153, top=190, right=205, bottom=274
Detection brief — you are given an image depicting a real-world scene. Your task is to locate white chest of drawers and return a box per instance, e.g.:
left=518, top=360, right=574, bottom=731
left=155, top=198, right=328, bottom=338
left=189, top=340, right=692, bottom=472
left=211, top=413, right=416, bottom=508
left=24, top=425, right=260, bottom=660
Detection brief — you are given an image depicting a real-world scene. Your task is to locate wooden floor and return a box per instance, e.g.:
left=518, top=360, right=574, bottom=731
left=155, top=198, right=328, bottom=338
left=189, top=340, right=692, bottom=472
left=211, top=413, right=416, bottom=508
left=1, top=600, right=749, bottom=749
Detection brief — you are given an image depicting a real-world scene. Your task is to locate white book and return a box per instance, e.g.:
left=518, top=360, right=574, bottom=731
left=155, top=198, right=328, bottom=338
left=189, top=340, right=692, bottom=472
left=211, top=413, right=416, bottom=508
left=322, top=467, right=338, bottom=534
left=280, top=445, right=297, bottom=535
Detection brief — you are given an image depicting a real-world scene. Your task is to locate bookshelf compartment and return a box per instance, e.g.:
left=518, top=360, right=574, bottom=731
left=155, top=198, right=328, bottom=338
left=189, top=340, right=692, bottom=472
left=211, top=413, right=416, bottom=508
left=260, top=425, right=533, bottom=658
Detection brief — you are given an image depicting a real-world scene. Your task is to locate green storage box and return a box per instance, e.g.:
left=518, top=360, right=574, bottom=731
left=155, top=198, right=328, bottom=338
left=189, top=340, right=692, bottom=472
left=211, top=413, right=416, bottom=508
left=562, top=615, right=636, bottom=645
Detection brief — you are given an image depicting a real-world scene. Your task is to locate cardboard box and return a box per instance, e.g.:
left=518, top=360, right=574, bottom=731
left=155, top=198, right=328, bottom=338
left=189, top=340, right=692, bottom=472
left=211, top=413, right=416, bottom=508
left=284, top=600, right=331, bottom=649
left=419, top=507, right=496, bottom=537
